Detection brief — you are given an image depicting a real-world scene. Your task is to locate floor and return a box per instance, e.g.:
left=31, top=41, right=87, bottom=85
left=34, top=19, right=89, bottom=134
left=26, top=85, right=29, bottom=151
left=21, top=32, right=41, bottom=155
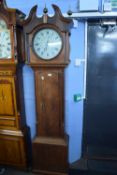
left=0, top=168, right=117, bottom=175
left=0, top=168, right=32, bottom=175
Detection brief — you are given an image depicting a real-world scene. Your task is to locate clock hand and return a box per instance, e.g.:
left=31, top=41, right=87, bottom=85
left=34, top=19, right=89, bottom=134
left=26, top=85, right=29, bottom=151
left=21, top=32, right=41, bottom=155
left=44, top=47, right=47, bottom=51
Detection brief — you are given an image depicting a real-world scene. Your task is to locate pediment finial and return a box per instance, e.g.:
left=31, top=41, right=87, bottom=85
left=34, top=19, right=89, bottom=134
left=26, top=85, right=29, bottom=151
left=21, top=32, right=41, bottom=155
left=0, top=0, right=7, bottom=6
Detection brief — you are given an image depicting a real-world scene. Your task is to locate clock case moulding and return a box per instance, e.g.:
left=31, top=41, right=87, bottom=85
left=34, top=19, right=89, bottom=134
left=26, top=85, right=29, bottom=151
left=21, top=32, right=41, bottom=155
left=18, top=4, right=73, bottom=175
left=0, top=0, right=31, bottom=169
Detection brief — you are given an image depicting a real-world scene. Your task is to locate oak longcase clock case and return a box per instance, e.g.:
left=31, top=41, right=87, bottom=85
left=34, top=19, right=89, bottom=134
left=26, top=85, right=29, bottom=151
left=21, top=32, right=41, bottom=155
left=0, top=0, right=30, bottom=168
left=21, top=4, right=73, bottom=175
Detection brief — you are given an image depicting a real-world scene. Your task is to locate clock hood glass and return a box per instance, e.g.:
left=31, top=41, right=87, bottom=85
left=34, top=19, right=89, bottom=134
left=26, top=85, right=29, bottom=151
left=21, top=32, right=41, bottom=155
left=32, top=28, right=62, bottom=60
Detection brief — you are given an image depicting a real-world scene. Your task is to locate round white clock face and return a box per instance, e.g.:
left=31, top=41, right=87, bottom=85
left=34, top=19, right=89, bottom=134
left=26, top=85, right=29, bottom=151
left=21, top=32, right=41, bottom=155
left=0, top=19, right=12, bottom=59
left=32, top=28, right=62, bottom=60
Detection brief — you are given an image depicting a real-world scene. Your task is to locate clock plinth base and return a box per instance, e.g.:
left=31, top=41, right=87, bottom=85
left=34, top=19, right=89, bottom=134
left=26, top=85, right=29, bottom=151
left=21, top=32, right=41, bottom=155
left=32, top=136, right=68, bottom=175
left=0, top=127, right=30, bottom=169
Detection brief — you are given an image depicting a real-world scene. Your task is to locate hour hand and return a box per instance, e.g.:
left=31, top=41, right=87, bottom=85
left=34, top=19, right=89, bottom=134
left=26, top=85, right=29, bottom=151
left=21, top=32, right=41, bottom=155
left=44, top=47, right=47, bottom=51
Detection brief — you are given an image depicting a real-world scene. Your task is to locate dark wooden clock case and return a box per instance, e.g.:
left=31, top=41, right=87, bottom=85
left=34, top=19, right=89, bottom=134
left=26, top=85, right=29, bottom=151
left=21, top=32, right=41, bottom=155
left=0, top=0, right=30, bottom=168
left=21, top=5, right=72, bottom=175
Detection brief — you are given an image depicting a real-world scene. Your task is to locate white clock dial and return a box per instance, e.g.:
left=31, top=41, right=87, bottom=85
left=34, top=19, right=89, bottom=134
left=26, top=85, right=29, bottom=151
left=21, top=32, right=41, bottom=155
left=33, top=28, right=62, bottom=60
left=0, top=30, right=12, bottom=59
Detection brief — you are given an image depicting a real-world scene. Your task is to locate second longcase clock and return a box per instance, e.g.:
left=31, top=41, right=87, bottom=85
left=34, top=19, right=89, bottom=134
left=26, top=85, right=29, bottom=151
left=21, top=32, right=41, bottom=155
left=21, top=5, right=73, bottom=175
left=0, top=0, right=30, bottom=168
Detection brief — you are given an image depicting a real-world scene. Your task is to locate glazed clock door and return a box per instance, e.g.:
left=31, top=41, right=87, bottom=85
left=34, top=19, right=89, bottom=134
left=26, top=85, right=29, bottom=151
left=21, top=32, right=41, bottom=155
left=36, top=69, right=64, bottom=137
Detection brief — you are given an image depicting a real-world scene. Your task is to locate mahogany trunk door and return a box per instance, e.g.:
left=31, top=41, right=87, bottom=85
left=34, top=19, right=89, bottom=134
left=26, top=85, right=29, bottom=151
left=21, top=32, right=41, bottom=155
left=36, top=69, right=64, bottom=137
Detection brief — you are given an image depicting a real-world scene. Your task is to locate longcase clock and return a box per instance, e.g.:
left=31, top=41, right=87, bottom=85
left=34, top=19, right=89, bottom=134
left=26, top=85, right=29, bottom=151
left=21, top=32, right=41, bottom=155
left=21, top=5, right=72, bottom=175
left=0, top=0, right=30, bottom=168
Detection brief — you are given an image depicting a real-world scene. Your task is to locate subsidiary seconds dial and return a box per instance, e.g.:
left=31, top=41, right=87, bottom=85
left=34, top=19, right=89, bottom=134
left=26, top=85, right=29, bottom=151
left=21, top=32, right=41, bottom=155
left=32, top=28, right=62, bottom=60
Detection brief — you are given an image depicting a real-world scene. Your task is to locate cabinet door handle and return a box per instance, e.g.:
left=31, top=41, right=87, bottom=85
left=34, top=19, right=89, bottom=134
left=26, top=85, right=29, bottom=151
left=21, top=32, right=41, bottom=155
left=2, top=90, right=4, bottom=100
left=0, top=89, right=6, bottom=101
left=41, top=103, right=45, bottom=111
